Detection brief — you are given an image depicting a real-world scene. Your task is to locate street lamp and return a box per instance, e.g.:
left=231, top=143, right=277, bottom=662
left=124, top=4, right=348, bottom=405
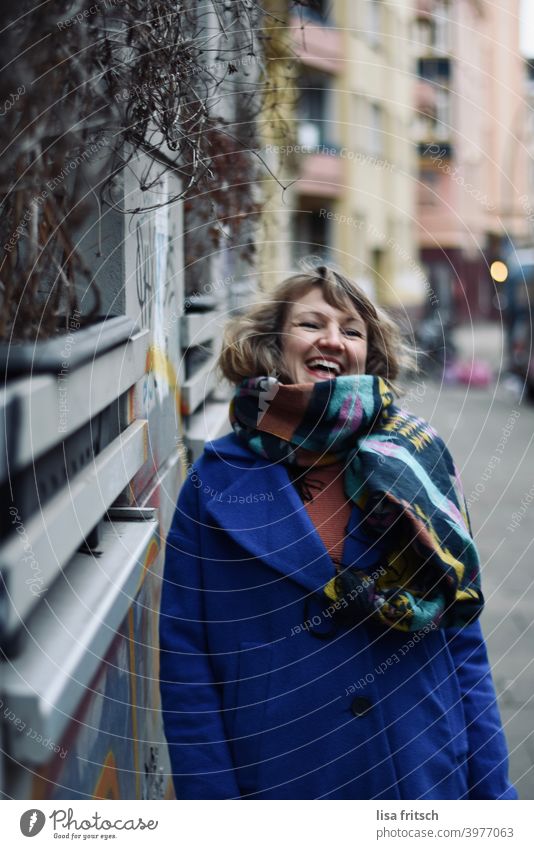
left=490, top=260, right=509, bottom=282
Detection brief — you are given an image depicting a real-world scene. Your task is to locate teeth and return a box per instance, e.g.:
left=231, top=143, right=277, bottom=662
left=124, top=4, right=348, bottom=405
left=307, top=359, right=341, bottom=374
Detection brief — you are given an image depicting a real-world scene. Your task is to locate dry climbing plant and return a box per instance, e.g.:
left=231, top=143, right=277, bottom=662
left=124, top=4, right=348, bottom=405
left=0, top=0, right=310, bottom=341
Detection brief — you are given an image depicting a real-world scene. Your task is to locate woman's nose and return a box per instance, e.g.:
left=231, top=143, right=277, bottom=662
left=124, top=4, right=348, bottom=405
left=318, top=323, right=344, bottom=348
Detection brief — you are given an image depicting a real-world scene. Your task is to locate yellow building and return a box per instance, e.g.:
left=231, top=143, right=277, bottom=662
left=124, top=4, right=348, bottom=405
left=259, top=0, right=425, bottom=316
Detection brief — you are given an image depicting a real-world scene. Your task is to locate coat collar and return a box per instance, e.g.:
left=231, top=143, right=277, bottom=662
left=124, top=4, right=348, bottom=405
left=203, top=434, right=384, bottom=593
left=206, top=435, right=334, bottom=592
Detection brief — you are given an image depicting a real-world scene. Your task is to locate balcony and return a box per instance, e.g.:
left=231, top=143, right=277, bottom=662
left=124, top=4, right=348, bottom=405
left=415, top=0, right=435, bottom=16
left=296, top=150, right=344, bottom=198
left=416, top=78, right=439, bottom=111
left=290, top=14, right=343, bottom=74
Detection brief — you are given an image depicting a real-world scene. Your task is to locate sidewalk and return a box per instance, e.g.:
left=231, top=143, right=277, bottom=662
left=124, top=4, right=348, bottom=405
left=414, top=329, right=534, bottom=799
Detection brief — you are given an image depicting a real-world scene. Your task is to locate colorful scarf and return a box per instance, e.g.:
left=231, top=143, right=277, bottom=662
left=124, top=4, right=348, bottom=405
left=230, top=375, right=483, bottom=632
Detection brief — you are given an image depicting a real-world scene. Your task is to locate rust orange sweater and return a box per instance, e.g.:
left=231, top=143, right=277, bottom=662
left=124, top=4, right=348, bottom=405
left=288, top=462, right=352, bottom=572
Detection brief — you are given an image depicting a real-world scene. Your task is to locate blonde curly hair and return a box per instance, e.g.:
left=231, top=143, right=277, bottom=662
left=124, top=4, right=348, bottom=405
left=218, top=265, right=408, bottom=392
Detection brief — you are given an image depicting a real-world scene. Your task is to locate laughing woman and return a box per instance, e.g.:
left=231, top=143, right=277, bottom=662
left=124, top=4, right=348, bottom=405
left=159, top=266, right=517, bottom=800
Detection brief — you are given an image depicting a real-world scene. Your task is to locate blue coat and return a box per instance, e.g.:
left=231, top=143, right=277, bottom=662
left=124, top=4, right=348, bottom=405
left=159, top=433, right=517, bottom=800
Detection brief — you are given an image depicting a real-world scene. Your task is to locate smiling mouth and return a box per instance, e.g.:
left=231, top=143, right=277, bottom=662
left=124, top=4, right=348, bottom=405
left=304, top=359, right=343, bottom=379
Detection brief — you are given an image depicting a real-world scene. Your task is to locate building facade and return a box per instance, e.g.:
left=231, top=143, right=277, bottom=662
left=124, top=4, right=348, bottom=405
left=414, top=0, right=529, bottom=320
left=259, top=0, right=425, bottom=317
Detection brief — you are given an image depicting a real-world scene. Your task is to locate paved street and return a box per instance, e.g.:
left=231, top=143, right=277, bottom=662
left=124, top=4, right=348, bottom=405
left=406, top=322, right=534, bottom=800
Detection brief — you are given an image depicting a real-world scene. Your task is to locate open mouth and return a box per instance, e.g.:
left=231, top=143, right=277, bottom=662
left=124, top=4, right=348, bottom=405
left=304, top=358, right=343, bottom=379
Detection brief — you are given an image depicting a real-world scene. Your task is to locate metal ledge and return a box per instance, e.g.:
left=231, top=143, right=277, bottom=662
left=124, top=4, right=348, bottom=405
left=180, top=353, right=219, bottom=416
left=180, top=311, right=223, bottom=348
left=185, top=399, right=231, bottom=461
left=2, top=328, right=149, bottom=477
left=0, top=419, right=148, bottom=638
left=1, top=518, right=158, bottom=764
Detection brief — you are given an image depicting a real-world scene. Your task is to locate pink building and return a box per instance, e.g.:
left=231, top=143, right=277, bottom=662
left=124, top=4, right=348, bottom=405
left=414, top=0, right=528, bottom=320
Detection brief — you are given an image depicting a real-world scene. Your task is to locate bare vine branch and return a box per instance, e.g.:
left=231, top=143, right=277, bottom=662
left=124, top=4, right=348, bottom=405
left=0, top=0, right=309, bottom=340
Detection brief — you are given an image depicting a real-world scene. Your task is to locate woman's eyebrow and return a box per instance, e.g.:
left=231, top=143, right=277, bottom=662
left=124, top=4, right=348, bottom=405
left=294, top=309, right=365, bottom=326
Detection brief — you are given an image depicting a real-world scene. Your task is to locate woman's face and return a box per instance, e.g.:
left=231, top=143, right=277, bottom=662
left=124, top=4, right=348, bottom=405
left=279, top=287, right=368, bottom=384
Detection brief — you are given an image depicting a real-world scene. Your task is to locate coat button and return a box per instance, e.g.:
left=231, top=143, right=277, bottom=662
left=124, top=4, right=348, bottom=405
left=350, top=696, right=373, bottom=717
left=303, top=596, right=337, bottom=639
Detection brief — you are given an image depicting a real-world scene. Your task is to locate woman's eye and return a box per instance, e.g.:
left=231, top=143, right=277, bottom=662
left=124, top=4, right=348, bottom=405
left=343, top=328, right=363, bottom=338
left=298, top=321, right=320, bottom=329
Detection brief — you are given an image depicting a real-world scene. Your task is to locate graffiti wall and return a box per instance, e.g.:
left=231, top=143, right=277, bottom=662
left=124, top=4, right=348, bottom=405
left=0, top=153, right=184, bottom=799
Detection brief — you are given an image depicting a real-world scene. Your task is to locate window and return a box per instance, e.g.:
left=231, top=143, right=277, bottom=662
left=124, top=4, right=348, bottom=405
left=434, top=1, right=451, bottom=53
left=415, top=89, right=450, bottom=145
left=369, top=103, right=385, bottom=157
left=301, top=0, right=331, bottom=25
left=297, top=72, right=333, bottom=148
left=372, top=247, right=385, bottom=297
left=366, top=0, right=381, bottom=48
left=434, top=89, right=450, bottom=141
left=413, top=3, right=450, bottom=54
left=418, top=169, right=439, bottom=205
left=292, top=206, right=332, bottom=264
left=413, top=17, right=435, bottom=53
left=417, top=57, right=451, bottom=82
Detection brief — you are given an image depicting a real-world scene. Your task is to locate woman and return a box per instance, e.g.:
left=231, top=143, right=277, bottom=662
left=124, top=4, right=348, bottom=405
left=159, top=266, right=516, bottom=800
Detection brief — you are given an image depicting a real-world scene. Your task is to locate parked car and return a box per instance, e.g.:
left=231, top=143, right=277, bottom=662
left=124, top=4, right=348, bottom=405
left=414, top=313, right=457, bottom=377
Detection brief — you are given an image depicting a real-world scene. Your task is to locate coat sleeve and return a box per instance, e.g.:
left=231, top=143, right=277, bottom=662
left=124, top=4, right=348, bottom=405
left=159, top=474, right=241, bottom=799
left=445, top=621, right=518, bottom=799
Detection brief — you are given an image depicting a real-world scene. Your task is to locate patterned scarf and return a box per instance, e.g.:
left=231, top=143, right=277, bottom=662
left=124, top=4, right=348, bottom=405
left=230, top=375, right=483, bottom=632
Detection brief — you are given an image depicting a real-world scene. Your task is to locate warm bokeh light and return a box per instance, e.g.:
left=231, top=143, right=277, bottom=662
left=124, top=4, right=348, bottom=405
left=490, top=260, right=509, bottom=283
